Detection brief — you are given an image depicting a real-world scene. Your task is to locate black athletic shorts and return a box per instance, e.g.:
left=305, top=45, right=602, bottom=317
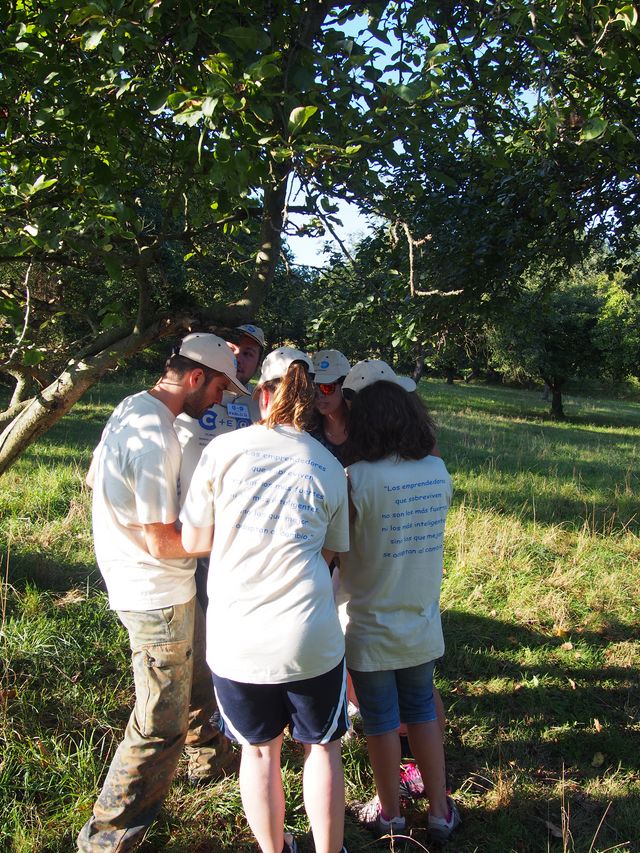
left=212, top=658, right=349, bottom=745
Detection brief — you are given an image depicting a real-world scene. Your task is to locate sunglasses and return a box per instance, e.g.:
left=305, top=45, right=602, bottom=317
left=316, top=381, right=342, bottom=396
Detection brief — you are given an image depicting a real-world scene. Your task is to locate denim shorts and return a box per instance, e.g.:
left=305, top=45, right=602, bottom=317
left=349, top=660, right=437, bottom=736
left=213, top=658, right=349, bottom=746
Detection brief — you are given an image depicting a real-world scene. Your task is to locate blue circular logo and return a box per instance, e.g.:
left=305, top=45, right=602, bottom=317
left=320, top=359, right=330, bottom=369
left=199, top=409, right=218, bottom=431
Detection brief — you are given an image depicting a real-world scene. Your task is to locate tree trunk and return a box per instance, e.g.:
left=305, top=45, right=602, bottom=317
left=412, top=349, right=426, bottom=384
left=543, top=376, right=565, bottom=419
left=0, top=323, right=168, bottom=476
left=250, top=171, right=289, bottom=303
left=444, top=366, right=455, bottom=384
left=550, top=386, right=564, bottom=418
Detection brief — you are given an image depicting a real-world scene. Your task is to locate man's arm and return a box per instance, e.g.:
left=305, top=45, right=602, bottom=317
left=321, top=547, right=337, bottom=565
left=143, top=521, right=209, bottom=559
left=181, top=522, right=214, bottom=556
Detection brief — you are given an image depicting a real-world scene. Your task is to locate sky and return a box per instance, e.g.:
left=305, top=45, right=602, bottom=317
left=285, top=196, right=373, bottom=268
left=282, top=13, right=385, bottom=269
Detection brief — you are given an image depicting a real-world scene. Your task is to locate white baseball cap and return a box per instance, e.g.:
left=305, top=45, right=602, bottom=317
left=235, top=324, right=265, bottom=348
left=258, top=347, right=314, bottom=383
left=342, top=359, right=416, bottom=394
left=312, top=349, right=351, bottom=383
left=178, top=333, right=247, bottom=394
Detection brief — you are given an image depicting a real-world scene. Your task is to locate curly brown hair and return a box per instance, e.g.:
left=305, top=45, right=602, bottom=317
left=261, top=361, right=316, bottom=431
left=342, top=380, right=436, bottom=464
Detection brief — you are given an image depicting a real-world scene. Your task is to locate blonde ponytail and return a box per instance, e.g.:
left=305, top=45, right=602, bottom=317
left=262, top=362, right=316, bottom=430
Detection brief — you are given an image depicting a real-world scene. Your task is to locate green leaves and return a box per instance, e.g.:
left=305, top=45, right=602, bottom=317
left=288, top=106, right=318, bottom=136
left=222, top=26, right=271, bottom=51
left=581, top=117, right=609, bottom=142
left=21, top=348, right=45, bottom=366
left=148, top=88, right=173, bottom=114
left=615, top=4, right=638, bottom=28
left=81, top=28, right=106, bottom=51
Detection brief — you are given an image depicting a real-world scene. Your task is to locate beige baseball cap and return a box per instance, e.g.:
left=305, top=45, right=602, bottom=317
left=342, top=359, right=416, bottom=394
left=311, top=349, right=351, bottom=383
left=178, top=333, right=247, bottom=394
left=235, top=324, right=266, bottom=348
left=258, top=347, right=314, bottom=383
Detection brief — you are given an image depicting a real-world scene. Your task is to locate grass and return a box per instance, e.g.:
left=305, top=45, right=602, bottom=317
left=1, top=375, right=638, bottom=852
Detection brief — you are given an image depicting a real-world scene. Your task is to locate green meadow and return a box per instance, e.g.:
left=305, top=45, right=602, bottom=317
left=1, top=376, right=638, bottom=852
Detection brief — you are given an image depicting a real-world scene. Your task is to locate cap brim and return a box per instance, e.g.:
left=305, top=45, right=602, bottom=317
left=397, top=376, right=417, bottom=392
left=241, top=332, right=264, bottom=348
left=226, top=375, right=249, bottom=395
left=314, top=372, right=345, bottom=384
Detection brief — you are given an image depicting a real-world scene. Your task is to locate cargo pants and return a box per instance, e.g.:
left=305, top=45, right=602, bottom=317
left=77, top=595, right=233, bottom=851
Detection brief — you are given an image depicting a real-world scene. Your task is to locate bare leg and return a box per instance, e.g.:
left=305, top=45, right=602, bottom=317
left=365, top=729, right=402, bottom=820
left=406, top=721, right=448, bottom=818
left=239, top=733, right=285, bottom=853
left=433, top=686, right=446, bottom=740
left=399, top=686, right=446, bottom=742
left=302, top=740, right=345, bottom=853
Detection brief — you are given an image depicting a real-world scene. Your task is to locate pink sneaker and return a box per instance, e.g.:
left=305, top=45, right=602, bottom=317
left=399, top=761, right=425, bottom=799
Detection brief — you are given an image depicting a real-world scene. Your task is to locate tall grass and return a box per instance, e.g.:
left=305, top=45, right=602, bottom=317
left=1, top=376, right=638, bottom=851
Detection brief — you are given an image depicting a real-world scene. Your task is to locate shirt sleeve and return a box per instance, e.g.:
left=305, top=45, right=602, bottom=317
left=439, top=460, right=453, bottom=506
left=180, top=440, right=216, bottom=529
left=323, top=467, right=349, bottom=553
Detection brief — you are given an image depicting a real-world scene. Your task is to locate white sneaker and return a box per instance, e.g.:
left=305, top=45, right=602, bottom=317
left=354, top=795, right=407, bottom=836
left=428, top=796, right=461, bottom=841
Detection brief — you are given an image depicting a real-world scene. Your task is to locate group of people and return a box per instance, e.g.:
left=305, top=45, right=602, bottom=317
left=79, top=325, right=460, bottom=853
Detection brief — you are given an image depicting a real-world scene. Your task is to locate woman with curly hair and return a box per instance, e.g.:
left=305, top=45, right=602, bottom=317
left=339, top=360, right=461, bottom=843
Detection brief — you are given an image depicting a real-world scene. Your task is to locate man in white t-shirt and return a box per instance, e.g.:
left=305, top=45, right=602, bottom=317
left=175, top=324, right=265, bottom=495
left=78, top=333, right=246, bottom=853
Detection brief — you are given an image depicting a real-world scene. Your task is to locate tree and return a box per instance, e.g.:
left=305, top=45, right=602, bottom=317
left=594, top=273, right=640, bottom=382
left=484, top=258, right=639, bottom=417
left=2, top=0, right=639, bottom=471
left=0, top=0, right=423, bottom=472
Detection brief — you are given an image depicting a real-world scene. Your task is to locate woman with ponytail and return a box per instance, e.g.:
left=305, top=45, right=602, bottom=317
left=181, top=348, right=350, bottom=853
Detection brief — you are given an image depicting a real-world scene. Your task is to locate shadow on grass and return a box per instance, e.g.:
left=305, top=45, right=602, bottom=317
left=429, top=609, right=639, bottom=851
left=5, top=600, right=638, bottom=851
left=157, top=608, right=636, bottom=852
left=2, top=549, right=102, bottom=594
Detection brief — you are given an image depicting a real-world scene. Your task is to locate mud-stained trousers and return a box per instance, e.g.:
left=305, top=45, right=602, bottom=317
left=77, top=595, right=232, bottom=852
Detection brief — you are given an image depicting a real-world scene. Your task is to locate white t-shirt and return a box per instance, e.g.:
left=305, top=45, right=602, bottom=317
left=181, top=424, right=349, bottom=683
left=91, top=391, right=196, bottom=611
left=339, top=455, right=452, bottom=671
left=175, top=391, right=259, bottom=499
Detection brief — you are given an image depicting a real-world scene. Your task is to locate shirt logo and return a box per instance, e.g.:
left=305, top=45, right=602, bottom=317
left=199, top=408, right=218, bottom=431
left=228, top=403, right=250, bottom=419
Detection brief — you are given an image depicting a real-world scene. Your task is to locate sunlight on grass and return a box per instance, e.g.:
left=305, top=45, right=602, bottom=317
left=0, top=375, right=638, bottom=851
